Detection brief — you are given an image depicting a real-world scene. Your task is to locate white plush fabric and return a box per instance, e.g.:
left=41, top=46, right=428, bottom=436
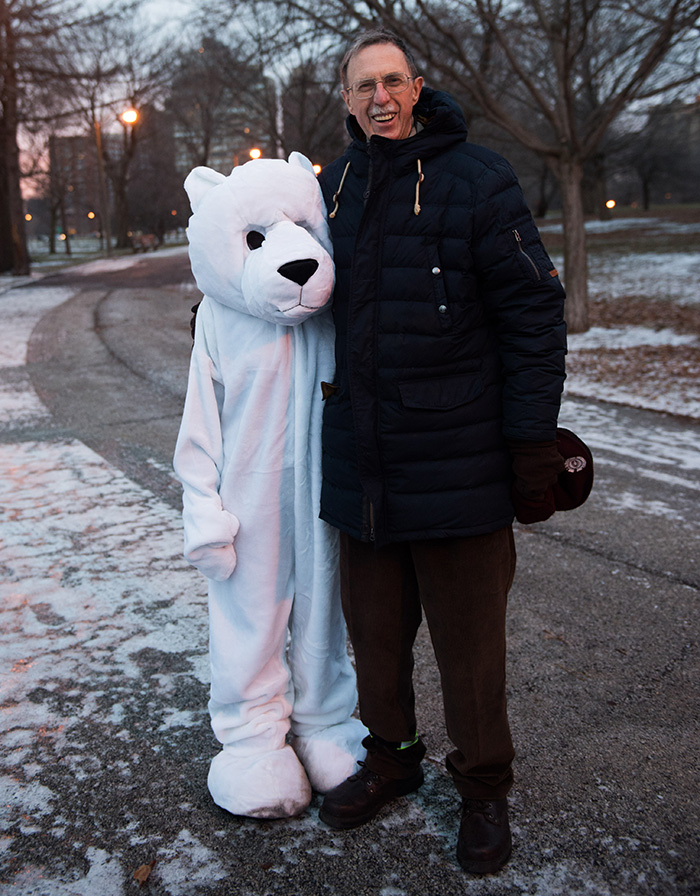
left=173, top=154, right=366, bottom=819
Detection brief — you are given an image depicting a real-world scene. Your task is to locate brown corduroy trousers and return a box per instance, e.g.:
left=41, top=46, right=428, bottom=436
left=339, top=526, right=517, bottom=800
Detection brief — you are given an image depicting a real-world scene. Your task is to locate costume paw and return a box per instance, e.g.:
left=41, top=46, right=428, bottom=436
left=291, top=718, right=368, bottom=793
left=208, top=745, right=312, bottom=818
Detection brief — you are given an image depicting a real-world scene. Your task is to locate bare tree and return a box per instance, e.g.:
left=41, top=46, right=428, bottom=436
left=0, top=0, right=145, bottom=271
left=126, top=104, right=188, bottom=241
left=274, top=55, right=348, bottom=165
left=237, top=0, right=700, bottom=332
left=47, top=6, right=171, bottom=249
left=163, top=33, right=272, bottom=172
left=1, top=0, right=39, bottom=274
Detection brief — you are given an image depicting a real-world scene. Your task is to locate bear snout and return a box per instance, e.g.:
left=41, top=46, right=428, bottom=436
left=278, top=259, right=319, bottom=286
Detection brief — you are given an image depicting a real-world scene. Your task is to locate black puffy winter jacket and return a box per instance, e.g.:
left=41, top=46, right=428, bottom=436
left=318, top=88, right=566, bottom=545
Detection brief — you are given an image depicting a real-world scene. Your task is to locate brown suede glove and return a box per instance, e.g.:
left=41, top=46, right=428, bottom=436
left=508, top=440, right=566, bottom=524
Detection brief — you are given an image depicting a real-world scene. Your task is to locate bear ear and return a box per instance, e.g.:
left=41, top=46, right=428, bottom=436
left=184, top=167, right=226, bottom=212
left=288, top=151, right=316, bottom=175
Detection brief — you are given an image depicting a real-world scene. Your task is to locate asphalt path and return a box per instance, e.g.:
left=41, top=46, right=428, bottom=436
left=1, top=249, right=698, bottom=895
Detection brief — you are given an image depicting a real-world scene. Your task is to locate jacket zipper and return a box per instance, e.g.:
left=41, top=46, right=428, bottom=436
left=369, top=501, right=375, bottom=542
left=513, top=229, right=541, bottom=280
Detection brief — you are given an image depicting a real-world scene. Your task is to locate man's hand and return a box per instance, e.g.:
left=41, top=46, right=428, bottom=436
left=508, top=440, right=565, bottom=524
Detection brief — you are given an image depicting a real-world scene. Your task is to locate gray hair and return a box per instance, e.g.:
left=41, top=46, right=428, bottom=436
left=339, top=28, right=419, bottom=88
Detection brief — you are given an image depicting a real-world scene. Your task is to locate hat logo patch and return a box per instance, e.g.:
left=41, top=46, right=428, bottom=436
left=564, top=456, right=587, bottom=473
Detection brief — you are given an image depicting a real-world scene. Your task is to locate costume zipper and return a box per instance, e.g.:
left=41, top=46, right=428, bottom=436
left=369, top=502, right=375, bottom=542
left=513, top=229, right=541, bottom=280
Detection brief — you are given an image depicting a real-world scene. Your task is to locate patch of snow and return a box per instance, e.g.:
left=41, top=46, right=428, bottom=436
left=539, top=217, right=700, bottom=235
left=69, top=245, right=187, bottom=276
left=156, top=829, right=228, bottom=891
left=551, top=250, right=700, bottom=305
left=568, top=325, right=698, bottom=350
left=563, top=376, right=700, bottom=421
left=0, top=286, right=73, bottom=365
left=588, top=252, right=700, bottom=304
left=559, top=397, right=700, bottom=474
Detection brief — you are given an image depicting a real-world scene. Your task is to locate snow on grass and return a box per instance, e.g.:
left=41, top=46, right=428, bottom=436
left=549, top=249, right=700, bottom=306
left=568, top=325, right=698, bottom=350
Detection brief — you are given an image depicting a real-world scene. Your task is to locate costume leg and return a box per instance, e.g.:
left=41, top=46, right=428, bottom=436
left=411, top=527, right=516, bottom=800
left=206, top=516, right=310, bottom=818
left=288, top=513, right=366, bottom=792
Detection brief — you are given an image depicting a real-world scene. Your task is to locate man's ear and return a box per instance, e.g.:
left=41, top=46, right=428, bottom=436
left=411, top=75, right=424, bottom=104
left=341, top=87, right=353, bottom=116
left=184, top=167, right=226, bottom=213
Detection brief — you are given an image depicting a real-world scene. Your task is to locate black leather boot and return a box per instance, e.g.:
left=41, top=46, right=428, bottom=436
left=456, top=798, right=512, bottom=874
left=319, top=733, right=425, bottom=830
left=318, top=762, right=424, bottom=830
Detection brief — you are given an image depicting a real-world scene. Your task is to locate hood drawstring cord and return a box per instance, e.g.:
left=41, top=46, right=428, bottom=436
left=414, top=159, right=424, bottom=216
left=329, top=161, right=351, bottom=219
left=329, top=158, right=423, bottom=218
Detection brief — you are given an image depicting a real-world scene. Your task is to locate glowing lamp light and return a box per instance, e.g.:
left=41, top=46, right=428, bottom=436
left=249, top=148, right=262, bottom=160
left=171, top=209, right=177, bottom=216
left=313, top=164, right=322, bottom=175
left=25, top=213, right=32, bottom=222
left=121, top=108, right=139, bottom=125
left=605, top=199, right=616, bottom=209
left=87, top=211, right=96, bottom=219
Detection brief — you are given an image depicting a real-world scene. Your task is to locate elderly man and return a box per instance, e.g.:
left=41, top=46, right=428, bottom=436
left=316, top=28, right=567, bottom=875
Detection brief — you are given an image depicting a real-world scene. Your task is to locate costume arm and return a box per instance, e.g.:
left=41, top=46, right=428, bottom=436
left=173, top=299, right=240, bottom=581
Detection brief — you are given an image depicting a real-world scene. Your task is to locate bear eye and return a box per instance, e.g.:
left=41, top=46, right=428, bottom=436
left=246, top=230, right=265, bottom=250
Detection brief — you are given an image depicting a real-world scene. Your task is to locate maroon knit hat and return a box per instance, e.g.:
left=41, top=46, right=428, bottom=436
left=552, top=428, right=594, bottom=511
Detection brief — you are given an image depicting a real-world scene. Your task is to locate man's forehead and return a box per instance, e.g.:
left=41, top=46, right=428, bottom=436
left=346, top=43, right=410, bottom=79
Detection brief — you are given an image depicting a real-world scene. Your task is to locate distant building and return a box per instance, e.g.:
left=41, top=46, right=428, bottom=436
left=48, top=134, right=111, bottom=237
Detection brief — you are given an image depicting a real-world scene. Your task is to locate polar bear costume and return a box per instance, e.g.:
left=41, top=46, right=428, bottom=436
left=173, top=153, right=365, bottom=819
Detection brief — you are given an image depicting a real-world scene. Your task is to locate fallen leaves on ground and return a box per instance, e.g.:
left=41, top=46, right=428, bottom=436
left=133, top=859, right=156, bottom=887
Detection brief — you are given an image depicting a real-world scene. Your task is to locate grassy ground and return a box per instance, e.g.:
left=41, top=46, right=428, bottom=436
left=550, top=206, right=700, bottom=415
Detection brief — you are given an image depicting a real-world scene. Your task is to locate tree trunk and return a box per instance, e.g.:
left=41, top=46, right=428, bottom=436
left=534, top=163, right=551, bottom=219
left=0, top=143, right=12, bottom=272
left=48, top=205, right=57, bottom=253
left=582, top=154, right=609, bottom=219
left=0, top=0, right=30, bottom=275
left=558, top=158, right=590, bottom=334
left=92, top=116, right=112, bottom=255
left=113, top=184, right=130, bottom=249
left=59, top=197, right=71, bottom=255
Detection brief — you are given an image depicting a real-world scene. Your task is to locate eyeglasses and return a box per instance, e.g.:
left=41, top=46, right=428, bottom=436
left=346, top=72, right=414, bottom=99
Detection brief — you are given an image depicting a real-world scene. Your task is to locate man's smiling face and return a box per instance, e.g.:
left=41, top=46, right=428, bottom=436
left=342, top=43, right=423, bottom=141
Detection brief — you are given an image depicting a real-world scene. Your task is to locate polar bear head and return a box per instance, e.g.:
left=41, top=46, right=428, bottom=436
left=184, top=152, right=334, bottom=325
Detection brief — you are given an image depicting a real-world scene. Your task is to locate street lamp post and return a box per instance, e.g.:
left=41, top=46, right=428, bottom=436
left=92, top=101, right=113, bottom=257
left=114, top=106, right=140, bottom=249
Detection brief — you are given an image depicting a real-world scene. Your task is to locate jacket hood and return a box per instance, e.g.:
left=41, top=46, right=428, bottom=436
left=344, top=86, right=469, bottom=169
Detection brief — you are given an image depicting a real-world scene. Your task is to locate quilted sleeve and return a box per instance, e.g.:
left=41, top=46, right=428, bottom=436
left=471, top=156, right=567, bottom=442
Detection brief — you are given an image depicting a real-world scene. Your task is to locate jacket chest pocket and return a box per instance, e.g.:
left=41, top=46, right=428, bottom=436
left=398, top=369, right=484, bottom=411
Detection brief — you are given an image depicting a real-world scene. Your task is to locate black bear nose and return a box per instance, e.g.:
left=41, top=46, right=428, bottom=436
left=278, top=259, right=319, bottom=286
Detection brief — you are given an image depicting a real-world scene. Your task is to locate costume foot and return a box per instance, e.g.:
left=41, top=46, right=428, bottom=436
left=318, top=764, right=424, bottom=830
left=456, top=798, right=512, bottom=874
left=292, top=718, right=367, bottom=793
left=208, top=745, right=312, bottom=819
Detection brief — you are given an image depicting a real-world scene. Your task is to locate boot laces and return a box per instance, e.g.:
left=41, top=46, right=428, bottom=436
left=462, top=799, right=502, bottom=825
